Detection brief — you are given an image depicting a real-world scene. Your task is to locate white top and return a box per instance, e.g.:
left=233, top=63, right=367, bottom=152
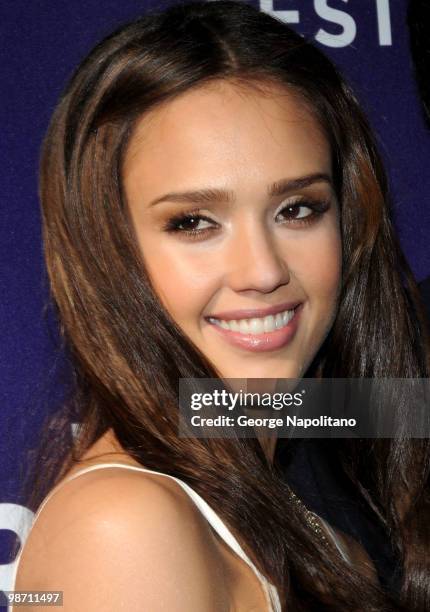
left=8, top=462, right=282, bottom=612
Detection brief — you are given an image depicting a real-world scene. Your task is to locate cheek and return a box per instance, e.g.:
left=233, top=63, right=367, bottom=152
left=138, top=235, right=216, bottom=324
left=289, top=226, right=342, bottom=306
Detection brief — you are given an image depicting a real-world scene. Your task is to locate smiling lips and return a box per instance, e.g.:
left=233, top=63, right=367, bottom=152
left=205, top=302, right=302, bottom=352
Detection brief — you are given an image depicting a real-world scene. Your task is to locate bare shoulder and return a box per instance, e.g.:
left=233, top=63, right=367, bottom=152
left=15, top=467, right=230, bottom=611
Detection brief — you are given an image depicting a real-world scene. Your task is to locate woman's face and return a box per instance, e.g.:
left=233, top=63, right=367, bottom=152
left=123, top=80, right=342, bottom=380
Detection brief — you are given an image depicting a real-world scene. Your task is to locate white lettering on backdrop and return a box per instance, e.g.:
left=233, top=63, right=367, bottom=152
left=260, top=0, right=393, bottom=47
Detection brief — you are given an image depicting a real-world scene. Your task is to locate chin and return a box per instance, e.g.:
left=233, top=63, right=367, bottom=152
left=220, top=363, right=303, bottom=382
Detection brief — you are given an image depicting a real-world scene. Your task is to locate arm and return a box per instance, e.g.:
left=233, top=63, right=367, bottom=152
left=14, top=469, right=230, bottom=611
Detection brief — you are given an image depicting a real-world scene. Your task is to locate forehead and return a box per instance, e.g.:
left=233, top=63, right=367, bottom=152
left=122, top=79, right=331, bottom=196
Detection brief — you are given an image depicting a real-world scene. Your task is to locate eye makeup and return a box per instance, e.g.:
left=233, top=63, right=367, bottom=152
left=161, top=197, right=332, bottom=240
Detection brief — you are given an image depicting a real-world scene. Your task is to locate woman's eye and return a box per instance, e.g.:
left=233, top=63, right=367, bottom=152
left=174, top=216, right=213, bottom=232
left=162, top=199, right=330, bottom=239
left=162, top=211, right=217, bottom=238
left=276, top=200, right=330, bottom=225
left=278, top=204, right=312, bottom=220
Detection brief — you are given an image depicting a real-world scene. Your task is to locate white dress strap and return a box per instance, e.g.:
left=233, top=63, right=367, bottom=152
left=10, top=462, right=282, bottom=612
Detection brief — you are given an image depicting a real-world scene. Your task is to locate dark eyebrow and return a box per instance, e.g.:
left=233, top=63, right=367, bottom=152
left=148, top=172, right=332, bottom=207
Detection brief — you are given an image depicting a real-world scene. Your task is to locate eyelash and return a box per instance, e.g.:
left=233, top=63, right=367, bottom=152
left=162, top=199, right=331, bottom=239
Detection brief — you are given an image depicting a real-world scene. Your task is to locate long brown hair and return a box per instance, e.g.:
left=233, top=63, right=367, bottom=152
left=25, top=1, right=430, bottom=609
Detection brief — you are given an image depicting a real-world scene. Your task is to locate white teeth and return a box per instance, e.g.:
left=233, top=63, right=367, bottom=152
left=249, top=318, right=264, bottom=334
left=282, top=311, right=290, bottom=325
left=239, top=320, right=249, bottom=334
left=229, top=320, right=240, bottom=332
left=263, top=315, right=275, bottom=333
left=274, top=313, right=284, bottom=329
left=208, top=308, right=297, bottom=335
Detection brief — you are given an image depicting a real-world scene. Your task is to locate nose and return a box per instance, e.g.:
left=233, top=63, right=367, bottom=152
left=225, top=219, right=290, bottom=294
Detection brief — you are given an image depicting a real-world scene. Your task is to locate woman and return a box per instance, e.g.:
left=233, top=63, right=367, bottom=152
left=10, top=1, right=430, bottom=610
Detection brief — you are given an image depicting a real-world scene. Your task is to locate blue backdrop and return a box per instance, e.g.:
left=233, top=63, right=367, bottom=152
left=1, top=0, right=429, bottom=600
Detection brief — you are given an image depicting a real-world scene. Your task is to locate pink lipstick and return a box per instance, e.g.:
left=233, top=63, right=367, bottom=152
left=205, top=303, right=303, bottom=353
